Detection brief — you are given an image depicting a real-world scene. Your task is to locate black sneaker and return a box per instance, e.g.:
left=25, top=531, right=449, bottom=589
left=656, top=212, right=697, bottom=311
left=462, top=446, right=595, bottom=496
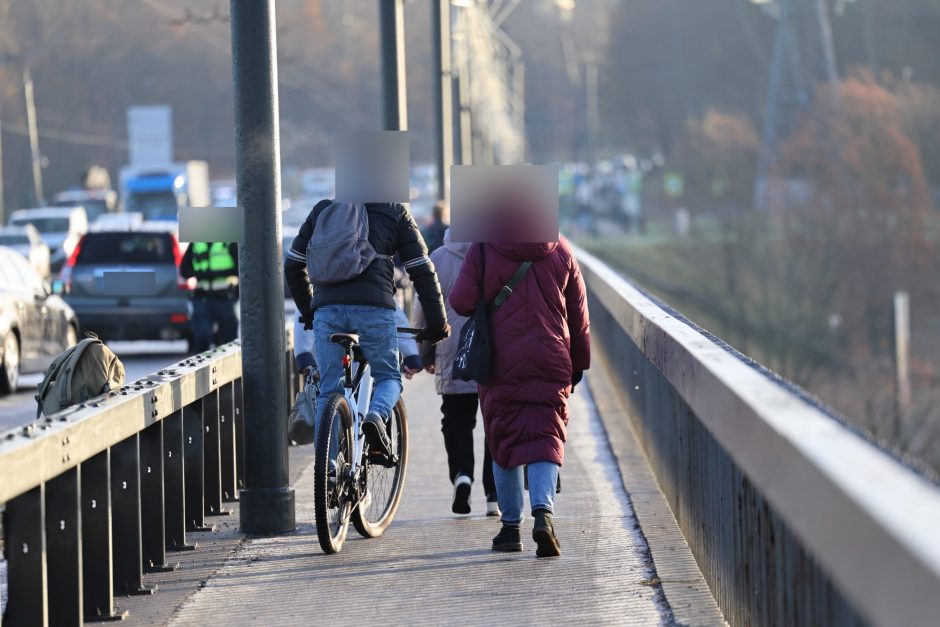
left=492, top=525, right=523, bottom=552
left=452, top=474, right=472, bottom=515
left=532, top=509, right=561, bottom=558
left=362, top=411, right=392, bottom=456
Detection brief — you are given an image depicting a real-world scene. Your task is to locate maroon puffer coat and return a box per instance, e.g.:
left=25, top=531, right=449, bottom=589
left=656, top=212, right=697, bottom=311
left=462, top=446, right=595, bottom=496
left=449, top=237, right=590, bottom=468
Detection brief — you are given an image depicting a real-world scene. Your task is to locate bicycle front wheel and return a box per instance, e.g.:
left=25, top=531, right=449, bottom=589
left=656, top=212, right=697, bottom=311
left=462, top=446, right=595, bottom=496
left=352, top=397, right=409, bottom=538
left=314, top=393, right=354, bottom=554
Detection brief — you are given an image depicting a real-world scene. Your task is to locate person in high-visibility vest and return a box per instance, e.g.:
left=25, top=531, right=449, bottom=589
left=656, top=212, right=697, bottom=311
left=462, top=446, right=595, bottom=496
left=180, top=242, right=239, bottom=353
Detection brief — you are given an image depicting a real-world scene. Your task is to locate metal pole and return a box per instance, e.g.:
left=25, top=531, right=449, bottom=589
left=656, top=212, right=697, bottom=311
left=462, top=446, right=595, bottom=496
left=229, top=0, right=295, bottom=535
left=815, top=0, right=840, bottom=104
left=755, top=0, right=787, bottom=212
left=432, top=0, right=453, bottom=202
left=380, top=0, right=408, bottom=131
left=23, top=65, right=45, bottom=206
left=585, top=59, right=599, bottom=168
left=0, top=96, right=5, bottom=222
left=894, top=291, right=912, bottom=434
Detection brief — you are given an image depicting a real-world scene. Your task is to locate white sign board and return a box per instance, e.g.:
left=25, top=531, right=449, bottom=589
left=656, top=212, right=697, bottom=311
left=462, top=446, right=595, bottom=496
left=127, top=105, right=173, bottom=168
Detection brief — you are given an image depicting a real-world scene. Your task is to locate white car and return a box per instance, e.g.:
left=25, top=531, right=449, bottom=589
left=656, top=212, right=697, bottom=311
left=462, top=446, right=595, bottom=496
left=0, top=224, right=51, bottom=278
left=8, top=206, right=88, bottom=274
left=91, top=211, right=144, bottom=232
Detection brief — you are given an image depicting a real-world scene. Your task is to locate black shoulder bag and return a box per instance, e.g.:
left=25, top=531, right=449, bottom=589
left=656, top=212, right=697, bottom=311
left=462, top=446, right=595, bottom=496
left=453, top=244, right=533, bottom=385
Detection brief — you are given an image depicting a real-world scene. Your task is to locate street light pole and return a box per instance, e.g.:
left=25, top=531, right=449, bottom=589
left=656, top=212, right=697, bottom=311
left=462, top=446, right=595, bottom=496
left=23, top=66, right=45, bottom=206
left=380, top=0, right=408, bottom=131
left=229, top=0, right=295, bottom=535
left=432, top=0, right=453, bottom=202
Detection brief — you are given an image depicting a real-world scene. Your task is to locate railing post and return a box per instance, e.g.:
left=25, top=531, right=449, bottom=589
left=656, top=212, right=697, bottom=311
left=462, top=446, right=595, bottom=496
left=218, top=382, right=238, bottom=502
left=140, top=421, right=178, bottom=573
left=80, top=450, right=127, bottom=622
left=202, top=389, right=228, bottom=516
left=183, top=400, right=213, bottom=532
left=110, top=435, right=153, bottom=595
left=45, top=467, right=82, bottom=626
left=163, top=410, right=195, bottom=551
left=234, top=379, right=245, bottom=493
left=3, top=485, right=48, bottom=626
left=230, top=0, right=295, bottom=535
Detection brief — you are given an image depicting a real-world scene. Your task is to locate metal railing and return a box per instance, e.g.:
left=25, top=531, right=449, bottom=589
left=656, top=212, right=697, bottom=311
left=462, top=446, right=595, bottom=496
left=576, top=246, right=940, bottom=626
left=0, top=326, right=299, bottom=626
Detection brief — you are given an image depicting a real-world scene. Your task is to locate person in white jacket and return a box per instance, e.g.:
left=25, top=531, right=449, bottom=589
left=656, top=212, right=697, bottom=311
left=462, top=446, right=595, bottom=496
left=413, top=228, right=499, bottom=516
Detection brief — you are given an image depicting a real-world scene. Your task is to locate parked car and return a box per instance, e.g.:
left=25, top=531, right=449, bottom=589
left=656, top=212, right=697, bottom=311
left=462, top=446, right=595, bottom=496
left=52, top=188, right=119, bottom=222
left=8, top=206, right=89, bottom=275
left=0, top=224, right=51, bottom=278
left=0, top=246, right=79, bottom=394
left=61, top=227, right=194, bottom=350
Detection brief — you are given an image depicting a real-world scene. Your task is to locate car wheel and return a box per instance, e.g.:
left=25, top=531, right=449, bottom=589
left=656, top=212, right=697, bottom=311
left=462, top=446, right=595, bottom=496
left=0, top=331, right=20, bottom=395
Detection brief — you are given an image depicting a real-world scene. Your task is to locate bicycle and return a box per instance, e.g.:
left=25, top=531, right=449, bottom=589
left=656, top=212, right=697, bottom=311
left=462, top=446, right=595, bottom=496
left=313, top=326, right=421, bottom=554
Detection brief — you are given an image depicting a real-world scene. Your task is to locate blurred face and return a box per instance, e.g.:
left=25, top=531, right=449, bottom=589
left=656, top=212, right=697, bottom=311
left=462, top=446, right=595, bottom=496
left=334, top=131, right=410, bottom=204
left=450, top=165, right=559, bottom=243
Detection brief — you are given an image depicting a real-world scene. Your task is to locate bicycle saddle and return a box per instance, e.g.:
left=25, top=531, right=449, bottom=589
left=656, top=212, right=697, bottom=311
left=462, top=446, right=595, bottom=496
left=329, top=332, right=360, bottom=346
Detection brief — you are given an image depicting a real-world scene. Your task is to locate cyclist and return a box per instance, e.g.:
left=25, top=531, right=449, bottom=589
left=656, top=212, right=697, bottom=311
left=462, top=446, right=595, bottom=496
left=288, top=303, right=424, bottom=445
left=285, top=200, right=450, bottom=456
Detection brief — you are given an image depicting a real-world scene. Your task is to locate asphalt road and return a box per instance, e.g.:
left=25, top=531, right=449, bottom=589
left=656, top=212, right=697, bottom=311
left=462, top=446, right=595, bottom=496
left=0, top=340, right=190, bottom=432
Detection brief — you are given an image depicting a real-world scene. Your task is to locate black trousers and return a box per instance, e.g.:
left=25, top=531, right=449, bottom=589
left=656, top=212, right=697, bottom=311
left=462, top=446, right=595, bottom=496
left=441, top=393, right=496, bottom=496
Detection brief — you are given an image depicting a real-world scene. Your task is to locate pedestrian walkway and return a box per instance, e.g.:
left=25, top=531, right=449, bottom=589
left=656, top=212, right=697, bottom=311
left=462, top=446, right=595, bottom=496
left=158, top=373, right=718, bottom=626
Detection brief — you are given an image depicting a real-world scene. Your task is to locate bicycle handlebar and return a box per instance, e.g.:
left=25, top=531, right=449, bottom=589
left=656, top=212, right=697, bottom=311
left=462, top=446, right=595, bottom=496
left=396, top=327, right=424, bottom=336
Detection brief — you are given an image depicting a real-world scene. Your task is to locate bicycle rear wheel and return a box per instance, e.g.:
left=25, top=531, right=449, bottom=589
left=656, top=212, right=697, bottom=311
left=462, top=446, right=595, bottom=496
left=314, top=393, right=354, bottom=554
left=352, top=397, right=409, bottom=538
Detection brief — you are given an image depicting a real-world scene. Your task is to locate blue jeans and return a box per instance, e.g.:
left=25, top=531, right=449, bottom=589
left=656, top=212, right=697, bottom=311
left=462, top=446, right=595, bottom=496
left=191, top=294, right=238, bottom=352
left=492, top=461, right=559, bottom=526
left=314, top=305, right=402, bottom=424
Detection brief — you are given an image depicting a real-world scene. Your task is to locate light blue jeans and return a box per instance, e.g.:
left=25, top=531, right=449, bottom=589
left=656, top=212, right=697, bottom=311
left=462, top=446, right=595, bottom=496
left=314, top=305, right=402, bottom=425
left=492, top=461, right=559, bottom=526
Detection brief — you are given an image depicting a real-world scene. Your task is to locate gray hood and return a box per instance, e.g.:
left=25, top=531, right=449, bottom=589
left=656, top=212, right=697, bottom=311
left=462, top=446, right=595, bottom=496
left=441, top=228, right=470, bottom=258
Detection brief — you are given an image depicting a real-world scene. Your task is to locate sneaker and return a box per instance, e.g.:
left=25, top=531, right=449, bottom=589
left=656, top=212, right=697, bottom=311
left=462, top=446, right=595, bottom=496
left=532, top=508, right=561, bottom=558
left=492, top=525, right=523, bottom=552
left=452, top=474, right=472, bottom=515
left=485, top=493, right=501, bottom=517
left=362, top=411, right=392, bottom=457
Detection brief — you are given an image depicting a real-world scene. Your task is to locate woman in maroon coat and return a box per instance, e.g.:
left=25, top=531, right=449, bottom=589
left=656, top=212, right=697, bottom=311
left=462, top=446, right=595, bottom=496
left=450, top=236, right=590, bottom=557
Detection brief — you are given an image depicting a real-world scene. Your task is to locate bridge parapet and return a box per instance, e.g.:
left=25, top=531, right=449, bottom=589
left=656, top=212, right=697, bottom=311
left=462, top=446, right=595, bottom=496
left=577, top=246, right=940, bottom=627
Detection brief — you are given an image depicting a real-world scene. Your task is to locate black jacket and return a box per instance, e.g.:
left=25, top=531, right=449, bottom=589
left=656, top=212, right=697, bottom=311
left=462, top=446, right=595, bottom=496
left=284, top=200, right=447, bottom=329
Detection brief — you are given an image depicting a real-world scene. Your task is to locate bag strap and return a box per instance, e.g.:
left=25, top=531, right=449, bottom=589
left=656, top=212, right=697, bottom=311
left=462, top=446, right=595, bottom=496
left=492, top=260, right=533, bottom=309
left=35, top=348, right=75, bottom=418
left=63, top=338, right=101, bottom=408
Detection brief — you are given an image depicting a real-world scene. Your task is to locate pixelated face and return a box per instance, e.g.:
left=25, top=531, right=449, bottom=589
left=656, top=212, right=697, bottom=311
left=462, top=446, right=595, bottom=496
left=334, top=130, right=410, bottom=204
left=178, top=205, right=245, bottom=243
left=450, top=165, right=559, bottom=243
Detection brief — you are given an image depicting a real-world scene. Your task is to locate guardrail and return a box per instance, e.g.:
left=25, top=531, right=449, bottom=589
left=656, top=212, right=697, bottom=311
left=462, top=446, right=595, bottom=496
left=576, top=247, right=940, bottom=627
left=0, top=326, right=299, bottom=626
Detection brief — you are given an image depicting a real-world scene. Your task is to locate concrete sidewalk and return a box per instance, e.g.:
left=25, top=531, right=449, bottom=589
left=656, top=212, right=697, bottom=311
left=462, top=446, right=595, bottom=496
left=167, top=374, right=675, bottom=626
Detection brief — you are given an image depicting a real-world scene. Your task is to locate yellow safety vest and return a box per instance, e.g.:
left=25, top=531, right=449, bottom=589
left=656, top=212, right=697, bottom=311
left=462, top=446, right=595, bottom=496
left=191, top=242, right=238, bottom=291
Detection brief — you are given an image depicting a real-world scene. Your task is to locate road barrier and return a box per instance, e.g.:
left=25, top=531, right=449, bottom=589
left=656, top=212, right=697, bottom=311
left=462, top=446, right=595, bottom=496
left=577, top=247, right=940, bottom=627
left=0, top=327, right=299, bottom=625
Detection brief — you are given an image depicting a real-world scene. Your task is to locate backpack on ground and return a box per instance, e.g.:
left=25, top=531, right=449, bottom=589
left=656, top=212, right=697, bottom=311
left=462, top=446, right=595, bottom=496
left=306, top=201, right=389, bottom=284
left=35, top=334, right=125, bottom=418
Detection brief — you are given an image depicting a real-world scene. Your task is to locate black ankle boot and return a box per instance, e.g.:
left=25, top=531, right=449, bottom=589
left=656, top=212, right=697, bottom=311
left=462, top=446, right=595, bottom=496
left=532, top=508, right=561, bottom=558
left=492, top=525, right=523, bottom=552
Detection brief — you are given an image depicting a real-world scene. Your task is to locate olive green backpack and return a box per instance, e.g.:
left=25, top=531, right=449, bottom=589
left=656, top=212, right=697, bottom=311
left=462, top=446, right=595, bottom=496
left=35, top=334, right=125, bottom=418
